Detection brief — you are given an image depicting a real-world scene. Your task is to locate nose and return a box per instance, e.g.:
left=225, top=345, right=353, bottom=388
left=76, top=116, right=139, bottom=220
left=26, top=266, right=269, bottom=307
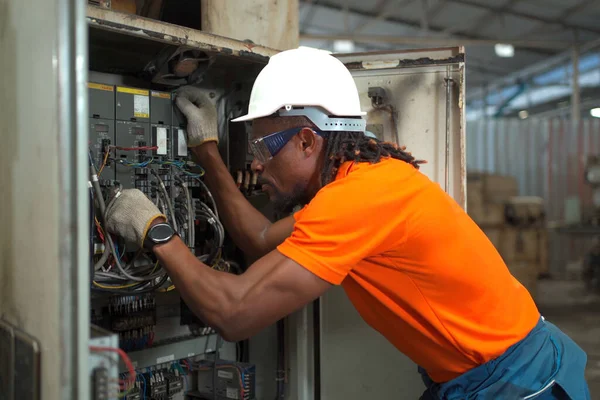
left=251, top=157, right=264, bottom=173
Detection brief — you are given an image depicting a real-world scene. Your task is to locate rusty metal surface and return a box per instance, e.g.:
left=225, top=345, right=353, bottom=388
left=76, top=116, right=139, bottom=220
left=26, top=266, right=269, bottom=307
left=467, top=117, right=600, bottom=278
left=337, top=47, right=465, bottom=71
left=335, top=47, right=466, bottom=209
left=86, top=5, right=278, bottom=62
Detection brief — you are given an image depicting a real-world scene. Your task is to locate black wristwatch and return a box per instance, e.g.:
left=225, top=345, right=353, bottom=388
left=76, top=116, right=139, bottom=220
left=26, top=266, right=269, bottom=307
left=145, top=222, right=176, bottom=250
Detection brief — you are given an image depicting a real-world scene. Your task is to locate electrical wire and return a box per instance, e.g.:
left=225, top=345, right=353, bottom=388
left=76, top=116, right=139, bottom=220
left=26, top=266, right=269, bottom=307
left=89, top=148, right=225, bottom=292
left=89, top=345, right=136, bottom=396
left=98, top=149, right=110, bottom=177
left=175, top=175, right=194, bottom=251
left=195, top=177, right=218, bottom=219
left=151, top=169, right=178, bottom=232
left=91, top=273, right=169, bottom=294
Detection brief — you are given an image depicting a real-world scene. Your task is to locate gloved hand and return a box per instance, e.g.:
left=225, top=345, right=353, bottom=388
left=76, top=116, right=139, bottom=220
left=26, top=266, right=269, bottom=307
left=174, top=85, right=219, bottom=147
left=105, top=189, right=166, bottom=247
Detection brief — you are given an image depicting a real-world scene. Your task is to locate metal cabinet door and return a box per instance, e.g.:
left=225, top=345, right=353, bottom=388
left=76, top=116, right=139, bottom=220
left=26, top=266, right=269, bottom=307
left=315, top=48, right=466, bottom=400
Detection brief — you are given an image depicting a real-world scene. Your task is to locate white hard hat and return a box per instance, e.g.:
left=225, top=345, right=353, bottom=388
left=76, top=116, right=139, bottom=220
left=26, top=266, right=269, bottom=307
left=232, top=47, right=366, bottom=132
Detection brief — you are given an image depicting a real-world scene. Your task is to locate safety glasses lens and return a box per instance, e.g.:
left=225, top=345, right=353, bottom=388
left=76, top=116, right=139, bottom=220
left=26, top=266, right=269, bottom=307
left=248, top=139, right=272, bottom=163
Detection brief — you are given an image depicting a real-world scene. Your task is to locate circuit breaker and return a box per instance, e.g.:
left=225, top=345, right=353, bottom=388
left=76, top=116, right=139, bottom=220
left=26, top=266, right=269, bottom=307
left=171, top=92, right=189, bottom=162
left=151, top=91, right=172, bottom=158
left=88, top=82, right=115, bottom=120
left=114, top=121, right=151, bottom=194
left=90, top=120, right=116, bottom=181
left=89, top=82, right=116, bottom=181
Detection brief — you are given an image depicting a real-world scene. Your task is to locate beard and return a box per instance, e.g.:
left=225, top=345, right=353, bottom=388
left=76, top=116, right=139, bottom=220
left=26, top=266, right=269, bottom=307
left=270, top=183, right=310, bottom=215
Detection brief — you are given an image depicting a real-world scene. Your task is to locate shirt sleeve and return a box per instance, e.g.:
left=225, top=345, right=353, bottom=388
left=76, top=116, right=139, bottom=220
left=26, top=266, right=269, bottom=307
left=277, top=176, right=406, bottom=285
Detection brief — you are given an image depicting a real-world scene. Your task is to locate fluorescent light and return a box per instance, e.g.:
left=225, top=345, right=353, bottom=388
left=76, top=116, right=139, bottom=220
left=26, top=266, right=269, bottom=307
left=495, top=43, right=514, bottom=58
left=333, top=40, right=355, bottom=53
left=591, top=108, right=600, bottom=118
left=518, top=110, right=529, bottom=119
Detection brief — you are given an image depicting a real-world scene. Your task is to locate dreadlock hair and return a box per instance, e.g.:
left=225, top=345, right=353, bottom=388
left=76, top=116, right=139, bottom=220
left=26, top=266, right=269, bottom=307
left=321, top=132, right=427, bottom=186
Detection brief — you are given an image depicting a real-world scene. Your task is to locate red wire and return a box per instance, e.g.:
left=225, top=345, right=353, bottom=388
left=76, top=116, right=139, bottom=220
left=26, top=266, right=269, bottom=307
left=89, top=346, right=136, bottom=386
left=95, top=220, right=105, bottom=242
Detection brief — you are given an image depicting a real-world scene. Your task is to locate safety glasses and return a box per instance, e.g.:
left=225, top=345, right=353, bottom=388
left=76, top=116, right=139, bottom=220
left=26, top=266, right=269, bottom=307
left=248, top=127, right=326, bottom=164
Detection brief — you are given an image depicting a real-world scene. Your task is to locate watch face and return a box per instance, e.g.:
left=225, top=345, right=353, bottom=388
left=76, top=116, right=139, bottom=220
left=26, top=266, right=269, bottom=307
left=150, top=224, right=174, bottom=242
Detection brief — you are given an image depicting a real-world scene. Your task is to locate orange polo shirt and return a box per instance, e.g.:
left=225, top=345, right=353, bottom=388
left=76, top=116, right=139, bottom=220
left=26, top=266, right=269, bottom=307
left=277, top=157, right=540, bottom=383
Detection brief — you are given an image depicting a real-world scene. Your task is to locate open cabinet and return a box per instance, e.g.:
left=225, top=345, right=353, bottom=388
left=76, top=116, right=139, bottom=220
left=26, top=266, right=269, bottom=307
left=0, top=3, right=465, bottom=400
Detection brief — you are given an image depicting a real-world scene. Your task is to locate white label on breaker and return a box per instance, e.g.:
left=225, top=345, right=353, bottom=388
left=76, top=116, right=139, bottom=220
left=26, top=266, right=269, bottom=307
left=218, top=370, right=234, bottom=379
left=226, top=387, right=239, bottom=399
left=177, top=129, right=188, bottom=156
left=156, top=354, right=174, bottom=364
left=133, top=95, right=149, bottom=118
left=156, top=127, right=168, bottom=155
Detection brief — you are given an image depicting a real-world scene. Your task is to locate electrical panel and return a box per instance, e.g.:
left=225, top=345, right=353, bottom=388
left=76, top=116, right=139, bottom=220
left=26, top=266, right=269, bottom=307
left=196, top=360, right=256, bottom=400
left=114, top=121, right=152, bottom=191
left=88, top=75, right=253, bottom=400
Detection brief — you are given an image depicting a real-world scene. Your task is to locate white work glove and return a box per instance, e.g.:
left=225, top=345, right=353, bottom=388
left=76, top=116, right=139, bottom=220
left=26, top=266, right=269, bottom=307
left=174, top=85, right=219, bottom=147
left=105, top=189, right=166, bottom=247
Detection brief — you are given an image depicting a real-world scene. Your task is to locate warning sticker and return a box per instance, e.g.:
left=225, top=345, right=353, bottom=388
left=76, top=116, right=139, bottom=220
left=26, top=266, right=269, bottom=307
left=134, top=95, right=150, bottom=119
left=152, top=91, right=171, bottom=99
left=226, top=387, right=239, bottom=399
left=218, top=370, right=234, bottom=379
left=88, top=82, right=113, bottom=92
left=117, top=86, right=149, bottom=96
left=177, top=129, right=188, bottom=156
left=156, top=127, right=168, bottom=155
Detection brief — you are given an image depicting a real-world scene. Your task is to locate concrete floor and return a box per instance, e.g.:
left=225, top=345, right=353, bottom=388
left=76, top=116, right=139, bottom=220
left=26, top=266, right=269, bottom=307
left=536, top=280, right=600, bottom=399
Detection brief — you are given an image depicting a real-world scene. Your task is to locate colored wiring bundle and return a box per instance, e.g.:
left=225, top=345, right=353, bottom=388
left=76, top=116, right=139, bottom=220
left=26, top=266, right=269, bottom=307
left=89, top=147, right=223, bottom=294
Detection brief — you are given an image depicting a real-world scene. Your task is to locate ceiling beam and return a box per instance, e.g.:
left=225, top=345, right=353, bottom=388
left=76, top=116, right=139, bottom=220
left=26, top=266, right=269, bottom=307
left=445, top=0, right=600, bottom=35
left=419, top=0, right=430, bottom=32
left=523, top=0, right=600, bottom=38
left=300, top=32, right=572, bottom=48
left=299, top=0, right=563, bottom=55
left=425, top=0, right=448, bottom=22
left=444, top=0, right=520, bottom=35
left=466, top=36, right=600, bottom=101
left=353, top=0, right=418, bottom=34
left=562, top=0, right=599, bottom=20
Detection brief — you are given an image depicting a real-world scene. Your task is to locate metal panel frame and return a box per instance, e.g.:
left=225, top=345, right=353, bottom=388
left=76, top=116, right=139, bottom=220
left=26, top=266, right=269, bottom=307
left=86, top=5, right=279, bottom=62
left=58, top=0, right=90, bottom=399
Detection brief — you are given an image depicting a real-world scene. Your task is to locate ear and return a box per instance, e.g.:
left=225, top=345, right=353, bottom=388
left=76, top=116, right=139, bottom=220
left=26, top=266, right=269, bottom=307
left=296, top=128, right=320, bottom=156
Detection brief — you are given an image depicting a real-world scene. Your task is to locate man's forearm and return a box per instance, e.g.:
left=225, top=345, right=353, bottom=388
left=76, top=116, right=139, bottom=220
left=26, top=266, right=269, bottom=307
left=191, top=143, right=273, bottom=259
left=152, top=235, right=242, bottom=339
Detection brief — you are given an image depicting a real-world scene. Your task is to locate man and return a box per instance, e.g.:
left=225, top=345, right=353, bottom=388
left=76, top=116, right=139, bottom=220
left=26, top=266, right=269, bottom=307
left=105, top=47, right=589, bottom=399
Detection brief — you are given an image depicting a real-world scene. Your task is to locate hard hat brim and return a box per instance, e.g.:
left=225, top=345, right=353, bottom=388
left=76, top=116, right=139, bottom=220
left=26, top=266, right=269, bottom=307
left=231, top=108, right=366, bottom=123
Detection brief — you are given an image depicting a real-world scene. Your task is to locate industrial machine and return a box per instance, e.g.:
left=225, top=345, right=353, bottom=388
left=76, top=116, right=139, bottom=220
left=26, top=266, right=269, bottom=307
left=0, top=3, right=465, bottom=400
